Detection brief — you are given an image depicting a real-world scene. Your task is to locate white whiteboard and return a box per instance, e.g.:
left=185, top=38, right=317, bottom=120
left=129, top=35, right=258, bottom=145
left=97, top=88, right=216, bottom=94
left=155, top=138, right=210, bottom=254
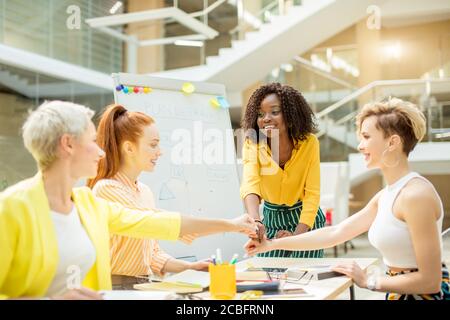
left=112, top=73, right=246, bottom=261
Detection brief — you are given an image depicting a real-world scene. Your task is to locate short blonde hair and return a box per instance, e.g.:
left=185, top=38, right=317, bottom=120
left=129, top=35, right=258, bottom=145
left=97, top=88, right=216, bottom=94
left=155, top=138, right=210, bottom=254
left=356, top=97, right=426, bottom=155
left=22, top=100, right=95, bottom=170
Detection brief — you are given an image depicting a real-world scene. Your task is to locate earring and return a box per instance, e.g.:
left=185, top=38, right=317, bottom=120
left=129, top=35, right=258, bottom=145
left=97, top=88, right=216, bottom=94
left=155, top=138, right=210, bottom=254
left=381, top=148, right=400, bottom=168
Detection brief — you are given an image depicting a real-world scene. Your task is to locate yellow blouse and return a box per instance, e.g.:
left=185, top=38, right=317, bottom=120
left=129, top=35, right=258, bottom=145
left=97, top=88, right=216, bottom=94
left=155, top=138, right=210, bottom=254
left=240, top=134, right=321, bottom=228
left=0, top=173, right=181, bottom=299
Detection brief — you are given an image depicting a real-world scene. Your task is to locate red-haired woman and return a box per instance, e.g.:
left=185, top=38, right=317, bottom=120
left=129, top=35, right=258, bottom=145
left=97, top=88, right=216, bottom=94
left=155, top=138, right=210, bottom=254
left=88, top=105, right=247, bottom=289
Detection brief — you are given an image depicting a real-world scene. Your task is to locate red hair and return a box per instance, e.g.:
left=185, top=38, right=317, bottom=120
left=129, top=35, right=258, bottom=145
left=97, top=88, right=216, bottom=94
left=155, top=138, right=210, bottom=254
left=87, top=104, right=154, bottom=188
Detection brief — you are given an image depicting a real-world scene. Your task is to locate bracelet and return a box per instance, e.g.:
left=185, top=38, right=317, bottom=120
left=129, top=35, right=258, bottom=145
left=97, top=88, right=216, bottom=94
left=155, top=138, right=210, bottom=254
left=254, top=219, right=263, bottom=225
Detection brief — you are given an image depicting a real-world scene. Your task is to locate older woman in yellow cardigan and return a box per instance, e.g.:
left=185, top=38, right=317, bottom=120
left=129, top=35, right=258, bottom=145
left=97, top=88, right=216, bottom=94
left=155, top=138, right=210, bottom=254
left=0, top=101, right=256, bottom=300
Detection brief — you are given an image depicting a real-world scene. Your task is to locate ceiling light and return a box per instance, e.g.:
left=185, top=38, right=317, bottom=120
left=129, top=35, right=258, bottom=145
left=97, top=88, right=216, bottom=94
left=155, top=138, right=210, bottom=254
left=174, top=40, right=204, bottom=47
left=281, top=63, right=293, bottom=72
left=383, top=42, right=402, bottom=59
left=109, top=1, right=123, bottom=14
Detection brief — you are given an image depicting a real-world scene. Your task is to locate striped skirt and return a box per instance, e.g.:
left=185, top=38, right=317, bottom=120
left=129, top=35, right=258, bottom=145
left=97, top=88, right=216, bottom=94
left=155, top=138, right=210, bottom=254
left=385, top=263, right=450, bottom=300
left=257, top=200, right=326, bottom=258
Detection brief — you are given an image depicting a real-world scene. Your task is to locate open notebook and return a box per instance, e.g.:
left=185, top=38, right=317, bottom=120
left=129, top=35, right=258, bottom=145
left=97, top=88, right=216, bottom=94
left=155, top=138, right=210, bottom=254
left=134, top=270, right=210, bottom=294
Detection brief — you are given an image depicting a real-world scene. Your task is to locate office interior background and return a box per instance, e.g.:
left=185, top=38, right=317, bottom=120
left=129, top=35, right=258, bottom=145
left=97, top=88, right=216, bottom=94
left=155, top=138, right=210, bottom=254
left=0, top=0, right=449, bottom=234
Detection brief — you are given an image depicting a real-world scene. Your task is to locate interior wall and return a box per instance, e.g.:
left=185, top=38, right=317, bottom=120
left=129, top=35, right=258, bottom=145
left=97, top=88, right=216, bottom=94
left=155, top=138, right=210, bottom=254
left=126, top=0, right=165, bottom=73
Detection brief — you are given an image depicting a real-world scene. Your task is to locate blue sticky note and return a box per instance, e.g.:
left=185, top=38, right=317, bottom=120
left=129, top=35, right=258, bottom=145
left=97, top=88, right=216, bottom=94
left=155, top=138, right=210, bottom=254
left=217, top=96, right=230, bottom=108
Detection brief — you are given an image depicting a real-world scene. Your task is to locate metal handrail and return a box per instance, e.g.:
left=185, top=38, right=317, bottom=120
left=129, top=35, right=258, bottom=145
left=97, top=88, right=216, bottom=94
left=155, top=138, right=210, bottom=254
left=293, top=55, right=357, bottom=90
left=229, top=0, right=281, bottom=36
left=335, top=110, right=358, bottom=126
left=316, top=78, right=450, bottom=120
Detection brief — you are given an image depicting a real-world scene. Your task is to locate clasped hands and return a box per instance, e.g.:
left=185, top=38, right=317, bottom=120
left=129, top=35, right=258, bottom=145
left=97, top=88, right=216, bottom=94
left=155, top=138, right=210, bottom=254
left=244, top=220, right=310, bottom=256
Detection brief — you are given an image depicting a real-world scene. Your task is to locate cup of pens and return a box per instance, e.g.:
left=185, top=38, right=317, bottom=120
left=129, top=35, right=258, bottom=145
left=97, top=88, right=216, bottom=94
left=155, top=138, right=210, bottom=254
left=208, top=251, right=238, bottom=300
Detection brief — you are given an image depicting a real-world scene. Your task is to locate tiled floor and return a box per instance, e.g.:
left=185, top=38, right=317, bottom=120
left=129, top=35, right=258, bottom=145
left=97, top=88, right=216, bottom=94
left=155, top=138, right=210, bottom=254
left=323, top=234, right=386, bottom=300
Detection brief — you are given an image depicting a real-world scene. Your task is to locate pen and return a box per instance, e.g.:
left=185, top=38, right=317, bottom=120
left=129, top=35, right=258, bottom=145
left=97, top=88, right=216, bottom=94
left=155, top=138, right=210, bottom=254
left=211, top=254, right=216, bottom=265
left=216, top=248, right=222, bottom=265
left=229, top=253, right=239, bottom=265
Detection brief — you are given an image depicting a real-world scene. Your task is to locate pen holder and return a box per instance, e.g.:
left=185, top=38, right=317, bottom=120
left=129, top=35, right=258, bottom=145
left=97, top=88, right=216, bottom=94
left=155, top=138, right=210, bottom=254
left=209, top=263, right=236, bottom=300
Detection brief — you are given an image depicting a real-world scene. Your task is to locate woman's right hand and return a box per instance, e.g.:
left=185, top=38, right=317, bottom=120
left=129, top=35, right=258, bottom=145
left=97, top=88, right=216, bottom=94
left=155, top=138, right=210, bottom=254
left=244, top=237, right=274, bottom=256
left=51, top=288, right=104, bottom=300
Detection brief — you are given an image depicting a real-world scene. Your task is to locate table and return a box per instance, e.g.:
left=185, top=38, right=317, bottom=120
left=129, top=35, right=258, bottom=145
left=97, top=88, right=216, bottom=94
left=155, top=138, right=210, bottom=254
left=196, top=257, right=378, bottom=300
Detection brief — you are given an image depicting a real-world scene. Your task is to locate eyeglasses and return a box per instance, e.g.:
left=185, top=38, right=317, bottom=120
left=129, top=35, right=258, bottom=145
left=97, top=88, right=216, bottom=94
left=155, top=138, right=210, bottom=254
left=285, top=271, right=314, bottom=286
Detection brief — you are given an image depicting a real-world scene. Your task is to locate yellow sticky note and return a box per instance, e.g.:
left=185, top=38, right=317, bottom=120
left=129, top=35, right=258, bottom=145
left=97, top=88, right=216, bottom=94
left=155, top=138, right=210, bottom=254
left=182, top=82, right=195, bottom=94
left=210, top=98, right=220, bottom=108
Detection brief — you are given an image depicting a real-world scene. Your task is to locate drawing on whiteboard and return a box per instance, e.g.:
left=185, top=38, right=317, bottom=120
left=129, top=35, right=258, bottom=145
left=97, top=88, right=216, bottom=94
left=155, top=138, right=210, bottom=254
left=207, top=167, right=230, bottom=182
left=170, top=165, right=185, bottom=180
left=144, top=102, right=219, bottom=123
left=158, top=166, right=191, bottom=213
left=159, top=182, right=176, bottom=200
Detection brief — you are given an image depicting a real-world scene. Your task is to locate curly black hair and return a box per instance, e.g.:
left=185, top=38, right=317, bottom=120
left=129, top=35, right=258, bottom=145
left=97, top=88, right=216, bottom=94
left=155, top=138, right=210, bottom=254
left=241, top=83, right=317, bottom=144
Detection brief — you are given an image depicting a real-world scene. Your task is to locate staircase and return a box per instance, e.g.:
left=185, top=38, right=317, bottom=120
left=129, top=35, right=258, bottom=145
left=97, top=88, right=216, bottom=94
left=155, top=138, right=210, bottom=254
left=152, top=0, right=382, bottom=91
left=316, top=78, right=450, bottom=186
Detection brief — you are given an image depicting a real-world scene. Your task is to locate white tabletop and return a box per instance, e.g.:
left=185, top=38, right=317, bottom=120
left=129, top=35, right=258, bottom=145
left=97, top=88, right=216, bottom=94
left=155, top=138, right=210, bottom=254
left=197, top=257, right=379, bottom=300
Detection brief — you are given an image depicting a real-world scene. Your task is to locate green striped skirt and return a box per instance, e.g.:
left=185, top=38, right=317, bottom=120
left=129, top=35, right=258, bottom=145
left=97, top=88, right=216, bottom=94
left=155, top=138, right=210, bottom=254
left=257, top=201, right=326, bottom=258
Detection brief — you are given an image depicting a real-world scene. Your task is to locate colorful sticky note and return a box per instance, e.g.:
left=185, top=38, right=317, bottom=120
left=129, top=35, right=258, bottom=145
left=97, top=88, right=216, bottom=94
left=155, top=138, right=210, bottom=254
left=181, top=82, right=195, bottom=94
left=217, top=96, right=230, bottom=108
left=209, top=98, right=220, bottom=109
left=143, top=87, right=152, bottom=94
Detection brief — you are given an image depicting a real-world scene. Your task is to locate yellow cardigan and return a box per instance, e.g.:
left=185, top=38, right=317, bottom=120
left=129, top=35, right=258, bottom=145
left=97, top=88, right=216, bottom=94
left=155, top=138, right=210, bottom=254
left=0, top=173, right=181, bottom=299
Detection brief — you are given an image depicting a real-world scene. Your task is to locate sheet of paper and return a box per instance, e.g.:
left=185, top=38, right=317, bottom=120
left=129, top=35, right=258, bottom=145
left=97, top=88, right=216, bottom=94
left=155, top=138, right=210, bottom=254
left=134, top=282, right=203, bottom=294
left=164, top=269, right=210, bottom=288
left=100, top=290, right=176, bottom=300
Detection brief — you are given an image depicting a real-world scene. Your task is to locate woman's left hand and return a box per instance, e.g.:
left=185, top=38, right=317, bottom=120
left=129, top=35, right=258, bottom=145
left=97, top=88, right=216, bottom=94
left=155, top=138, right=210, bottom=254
left=331, top=262, right=368, bottom=288
left=275, top=230, right=293, bottom=238
left=293, top=223, right=310, bottom=236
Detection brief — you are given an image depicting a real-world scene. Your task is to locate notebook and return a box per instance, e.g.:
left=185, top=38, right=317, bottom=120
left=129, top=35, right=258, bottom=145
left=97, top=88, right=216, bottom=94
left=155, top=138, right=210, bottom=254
left=287, top=265, right=344, bottom=281
left=134, top=270, right=209, bottom=294
left=164, top=269, right=210, bottom=288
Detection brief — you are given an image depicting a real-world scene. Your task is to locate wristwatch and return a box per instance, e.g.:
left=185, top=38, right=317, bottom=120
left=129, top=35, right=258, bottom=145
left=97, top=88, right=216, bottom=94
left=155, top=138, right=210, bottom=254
left=366, top=274, right=379, bottom=291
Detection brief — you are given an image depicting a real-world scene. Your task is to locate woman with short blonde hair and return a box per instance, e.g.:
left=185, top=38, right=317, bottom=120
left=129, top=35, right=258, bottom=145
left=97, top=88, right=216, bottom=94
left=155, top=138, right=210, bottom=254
left=246, top=97, right=449, bottom=300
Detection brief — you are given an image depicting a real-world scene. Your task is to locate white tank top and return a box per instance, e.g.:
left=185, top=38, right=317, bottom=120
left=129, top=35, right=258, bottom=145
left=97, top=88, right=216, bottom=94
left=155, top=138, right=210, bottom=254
left=368, top=172, right=444, bottom=269
left=46, top=206, right=96, bottom=297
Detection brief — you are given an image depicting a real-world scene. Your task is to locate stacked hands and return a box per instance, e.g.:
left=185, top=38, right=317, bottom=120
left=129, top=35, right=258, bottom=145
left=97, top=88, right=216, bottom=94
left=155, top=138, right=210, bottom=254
left=242, top=220, right=368, bottom=288
left=244, top=221, right=271, bottom=257
left=243, top=220, right=309, bottom=257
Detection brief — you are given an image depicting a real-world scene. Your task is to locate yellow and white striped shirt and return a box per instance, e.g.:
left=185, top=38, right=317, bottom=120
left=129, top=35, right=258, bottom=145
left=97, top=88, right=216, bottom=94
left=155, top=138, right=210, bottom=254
left=93, top=172, right=174, bottom=277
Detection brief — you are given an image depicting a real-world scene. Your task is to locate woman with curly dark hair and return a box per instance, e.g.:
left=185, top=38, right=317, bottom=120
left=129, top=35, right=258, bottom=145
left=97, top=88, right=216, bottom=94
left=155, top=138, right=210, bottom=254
left=240, top=83, right=325, bottom=258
